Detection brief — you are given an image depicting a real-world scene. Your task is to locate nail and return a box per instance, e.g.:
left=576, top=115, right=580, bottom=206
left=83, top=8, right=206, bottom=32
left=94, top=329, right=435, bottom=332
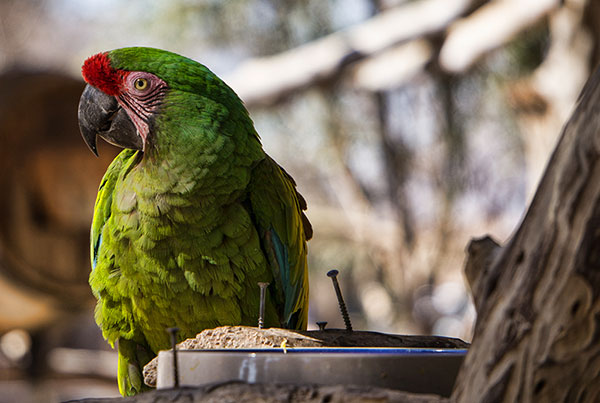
left=258, top=282, right=270, bottom=329
left=327, top=269, right=353, bottom=331
left=316, top=321, right=328, bottom=331
left=166, top=327, right=179, bottom=388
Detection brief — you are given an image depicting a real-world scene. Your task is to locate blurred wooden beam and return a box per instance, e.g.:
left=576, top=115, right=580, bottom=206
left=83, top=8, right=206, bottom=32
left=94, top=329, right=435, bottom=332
left=440, top=0, right=560, bottom=72
left=225, top=0, right=476, bottom=106
left=351, top=40, right=433, bottom=91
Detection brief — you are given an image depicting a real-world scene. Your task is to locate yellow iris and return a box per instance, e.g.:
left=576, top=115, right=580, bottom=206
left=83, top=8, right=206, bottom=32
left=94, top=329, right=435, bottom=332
left=134, top=78, right=148, bottom=90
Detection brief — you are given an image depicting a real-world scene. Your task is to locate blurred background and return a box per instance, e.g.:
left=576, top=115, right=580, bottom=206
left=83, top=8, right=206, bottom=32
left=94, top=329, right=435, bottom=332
left=0, top=0, right=598, bottom=401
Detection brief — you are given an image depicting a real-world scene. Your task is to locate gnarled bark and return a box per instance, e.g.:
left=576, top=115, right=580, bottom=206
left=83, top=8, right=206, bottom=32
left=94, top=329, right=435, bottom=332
left=454, top=63, right=600, bottom=403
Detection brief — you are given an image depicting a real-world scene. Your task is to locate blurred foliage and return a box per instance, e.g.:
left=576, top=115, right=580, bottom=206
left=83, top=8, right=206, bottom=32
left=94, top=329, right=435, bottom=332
left=508, top=22, right=551, bottom=76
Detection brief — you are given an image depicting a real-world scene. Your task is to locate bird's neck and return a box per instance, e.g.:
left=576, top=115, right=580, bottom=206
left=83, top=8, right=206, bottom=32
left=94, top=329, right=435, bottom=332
left=134, top=132, right=263, bottom=205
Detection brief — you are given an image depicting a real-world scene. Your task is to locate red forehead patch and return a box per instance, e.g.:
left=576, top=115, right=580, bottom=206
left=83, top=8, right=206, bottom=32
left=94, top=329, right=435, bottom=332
left=81, top=52, right=127, bottom=96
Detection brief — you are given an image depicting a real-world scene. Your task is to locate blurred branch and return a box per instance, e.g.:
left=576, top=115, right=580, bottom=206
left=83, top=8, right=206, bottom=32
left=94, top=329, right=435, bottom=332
left=226, top=0, right=475, bottom=106
left=373, top=91, right=415, bottom=248
left=224, top=0, right=570, bottom=103
left=322, top=97, right=378, bottom=246
left=440, top=0, right=560, bottom=72
left=351, top=40, right=433, bottom=91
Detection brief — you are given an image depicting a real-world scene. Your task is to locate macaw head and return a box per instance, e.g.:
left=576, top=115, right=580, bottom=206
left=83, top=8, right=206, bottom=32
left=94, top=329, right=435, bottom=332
left=77, top=47, right=242, bottom=156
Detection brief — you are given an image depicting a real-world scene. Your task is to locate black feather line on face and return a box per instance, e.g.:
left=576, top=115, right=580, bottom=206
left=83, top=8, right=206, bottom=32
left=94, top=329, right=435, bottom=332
left=137, top=86, right=166, bottom=103
left=118, top=95, right=148, bottom=124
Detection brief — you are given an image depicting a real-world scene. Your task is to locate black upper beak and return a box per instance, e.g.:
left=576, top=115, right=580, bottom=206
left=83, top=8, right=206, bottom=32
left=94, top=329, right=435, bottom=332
left=78, top=84, right=143, bottom=156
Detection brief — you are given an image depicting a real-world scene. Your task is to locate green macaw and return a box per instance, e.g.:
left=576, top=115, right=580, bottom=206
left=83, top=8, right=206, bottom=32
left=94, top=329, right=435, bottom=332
left=77, top=47, right=312, bottom=396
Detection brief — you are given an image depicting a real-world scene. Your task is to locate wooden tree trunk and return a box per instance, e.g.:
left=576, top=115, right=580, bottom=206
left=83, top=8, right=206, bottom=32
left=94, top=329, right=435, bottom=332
left=453, top=65, right=600, bottom=402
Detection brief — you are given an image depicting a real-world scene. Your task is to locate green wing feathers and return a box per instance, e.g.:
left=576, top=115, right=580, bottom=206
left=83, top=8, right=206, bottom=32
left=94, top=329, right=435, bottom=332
left=247, top=156, right=312, bottom=329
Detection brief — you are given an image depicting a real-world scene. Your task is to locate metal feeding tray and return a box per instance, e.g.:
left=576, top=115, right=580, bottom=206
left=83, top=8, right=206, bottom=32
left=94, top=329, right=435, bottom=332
left=156, top=346, right=467, bottom=397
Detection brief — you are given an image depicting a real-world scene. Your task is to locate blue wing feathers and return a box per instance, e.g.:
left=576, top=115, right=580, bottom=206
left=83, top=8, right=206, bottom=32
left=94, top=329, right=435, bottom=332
left=268, top=227, right=296, bottom=324
left=92, top=233, right=102, bottom=270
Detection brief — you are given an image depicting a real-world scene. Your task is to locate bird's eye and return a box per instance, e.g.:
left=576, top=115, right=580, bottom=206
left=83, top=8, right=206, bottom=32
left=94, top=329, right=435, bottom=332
left=134, top=78, right=148, bottom=91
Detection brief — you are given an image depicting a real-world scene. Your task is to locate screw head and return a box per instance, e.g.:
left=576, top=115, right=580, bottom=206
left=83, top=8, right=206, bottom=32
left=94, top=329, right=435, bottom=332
left=327, top=269, right=339, bottom=277
left=316, top=321, right=328, bottom=331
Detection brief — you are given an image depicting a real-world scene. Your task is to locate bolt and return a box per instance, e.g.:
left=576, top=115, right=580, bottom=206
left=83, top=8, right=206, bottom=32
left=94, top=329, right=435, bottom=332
left=258, top=282, right=270, bottom=329
left=327, top=269, right=353, bottom=331
left=166, top=327, right=180, bottom=388
left=316, top=321, right=328, bottom=331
